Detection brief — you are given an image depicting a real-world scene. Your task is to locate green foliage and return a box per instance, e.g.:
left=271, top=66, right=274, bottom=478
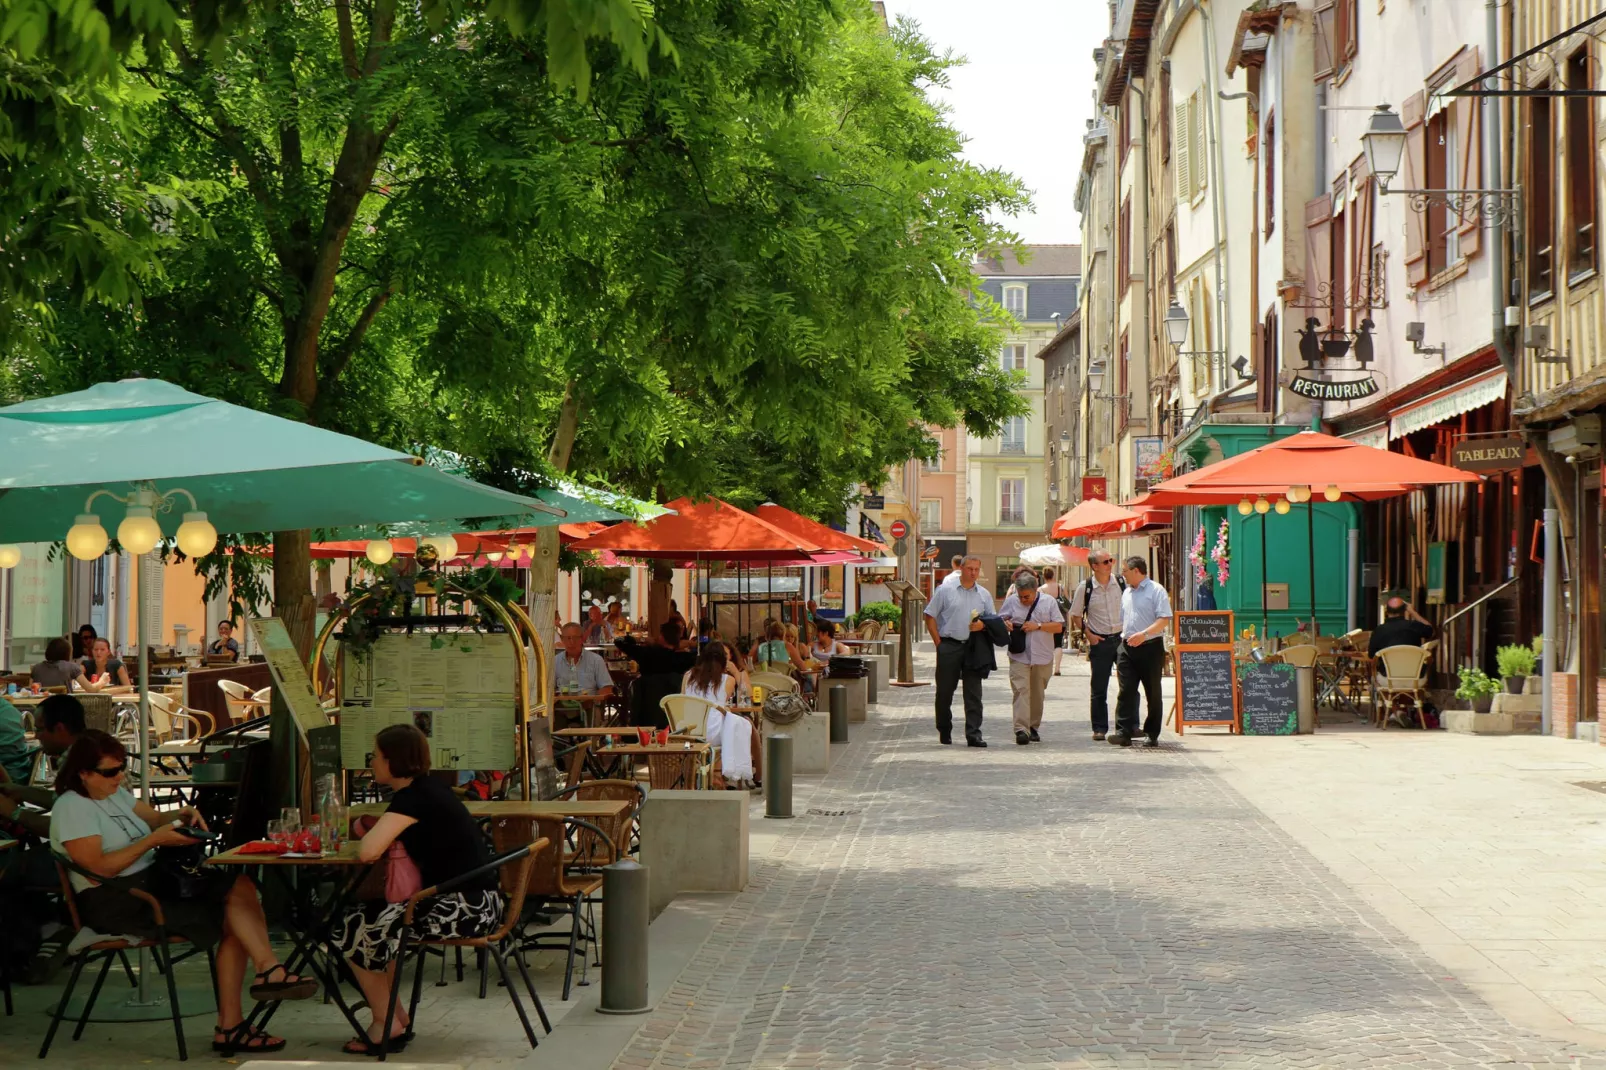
left=8, top=0, right=1027, bottom=536
left=854, top=601, right=901, bottom=629
left=1495, top=643, right=1537, bottom=679
left=1455, top=667, right=1499, bottom=701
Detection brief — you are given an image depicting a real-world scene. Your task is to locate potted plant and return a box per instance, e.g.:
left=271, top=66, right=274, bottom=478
left=1456, top=667, right=1499, bottom=713
left=1495, top=643, right=1538, bottom=695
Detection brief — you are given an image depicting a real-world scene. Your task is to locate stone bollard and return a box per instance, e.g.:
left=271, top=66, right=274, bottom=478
left=829, top=685, right=849, bottom=743
left=765, top=734, right=793, bottom=819
left=597, top=859, right=651, bottom=1014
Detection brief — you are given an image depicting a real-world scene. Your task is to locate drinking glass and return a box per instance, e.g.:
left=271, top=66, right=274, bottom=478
left=637, top=727, right=652, bottom=747
left=656, top=727, right=670, bottom=746
left=266, top=819, right=285, bottom=846
left=280, top=807, right=301, bottom=834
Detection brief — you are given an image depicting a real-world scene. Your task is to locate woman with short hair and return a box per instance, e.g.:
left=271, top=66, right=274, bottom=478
left=51, top=731, right=314, bottom=1052
left=332, top=724, right=502, bottom=1055
left=31, top=637, right=88, bottom=690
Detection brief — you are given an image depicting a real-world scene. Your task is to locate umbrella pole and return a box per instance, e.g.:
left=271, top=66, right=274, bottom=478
left=1308, top=499, right=1317, bottom=636
left=1260, top=512, right=1268, bottom=641
left=135, top=551, right=155, bottom=1006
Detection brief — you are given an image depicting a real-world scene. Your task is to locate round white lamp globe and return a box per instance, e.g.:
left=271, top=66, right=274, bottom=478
left=175, top=512, right=218, bottom=557
left=0, top=545, right=20, bottom=569
left=366, top=539, right=395, bottom=565
left=67, top=514, right=110, bottom=560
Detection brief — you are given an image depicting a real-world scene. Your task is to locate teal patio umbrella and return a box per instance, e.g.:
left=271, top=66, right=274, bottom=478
left=0, top=378, right=624, bottom=1013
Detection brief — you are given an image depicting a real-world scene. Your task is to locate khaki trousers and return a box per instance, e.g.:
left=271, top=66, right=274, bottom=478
left=1008, top=660, right=1054, bottom=733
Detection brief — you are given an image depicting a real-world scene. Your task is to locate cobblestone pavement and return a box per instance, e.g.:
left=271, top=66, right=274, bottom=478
left=611, top=646, right=1606, bottom=1070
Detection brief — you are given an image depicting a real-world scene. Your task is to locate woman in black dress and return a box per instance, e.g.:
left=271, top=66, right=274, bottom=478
left=331, top=724, right=501, bottom=1055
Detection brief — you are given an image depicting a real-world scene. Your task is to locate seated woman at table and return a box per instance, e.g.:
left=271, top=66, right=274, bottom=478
left=80, top=637, right=130, bottom=689
left=680, top=644, right=756, bottom=789
left=31, top=637, right=95, bottom=691
left=604, top=600, right=628, bottom=637
left=334, top=724, right=501, bottom=1055
left=51, top=731, right=316, bottom=1053
left=724, top=640, right=752, bottom=701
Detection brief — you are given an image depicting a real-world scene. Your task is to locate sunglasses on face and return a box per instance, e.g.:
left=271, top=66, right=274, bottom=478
left=90, top=762, right=127, bottom=778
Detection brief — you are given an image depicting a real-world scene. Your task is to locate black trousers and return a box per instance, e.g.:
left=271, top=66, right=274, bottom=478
left=1087, top=635, right=1119, bottom=734
left=934, top=638, right=985, bottom=741
left=1114, top=639, right=1165, bottom=741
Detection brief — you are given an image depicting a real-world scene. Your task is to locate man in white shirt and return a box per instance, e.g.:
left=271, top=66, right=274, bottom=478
left=1066, top=548, right=1124, bottom=741
left=939, top=555, right=965, bottom=588
left=923, top=557, right=995, bottom=747
left=1109, top=557, right=1174, bottom=749
left=998, top=574, right=1064, bottom=744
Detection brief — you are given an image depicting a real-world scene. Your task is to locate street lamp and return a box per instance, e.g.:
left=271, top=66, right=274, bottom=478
left=1086, top=359, right=1128, bottom=400
left=1163, top=301, right=1190, bottom=349
left=1361, top=104, right=1408, bottom=190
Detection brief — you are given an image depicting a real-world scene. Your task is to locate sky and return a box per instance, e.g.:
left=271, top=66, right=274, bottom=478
left=881, top=0, right=1103, bottom=245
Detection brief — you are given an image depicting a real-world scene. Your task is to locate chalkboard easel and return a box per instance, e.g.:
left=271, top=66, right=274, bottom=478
left=1172, top=611, right=1236, bottom=735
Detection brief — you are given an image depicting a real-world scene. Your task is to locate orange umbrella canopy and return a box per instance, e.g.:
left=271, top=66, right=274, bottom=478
left=753, top=503, right=887, bottom=554
left=1140, top=430, right=1478, bottom=505
left=1050, top=498, right=1144, bottom=539
left=571, top=497, right=822, bottom=561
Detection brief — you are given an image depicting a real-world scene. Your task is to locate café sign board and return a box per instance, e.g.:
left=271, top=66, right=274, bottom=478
left=1450, top=435, right=1524, bottom=473
left=1289, top=374, right=1379, bottom=401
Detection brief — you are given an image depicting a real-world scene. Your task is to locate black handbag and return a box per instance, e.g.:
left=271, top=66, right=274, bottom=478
left=1007, top=597, right=1042, bottom=655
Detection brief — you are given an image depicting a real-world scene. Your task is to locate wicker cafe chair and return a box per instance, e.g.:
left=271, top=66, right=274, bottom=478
left=494, top=816, right=616, bottom=1001
left=553, top=779, right=646, bottom=867
left=1279, top=645, right=1319, bottom=669
left=1374, top=645, right=1431, bottom=729
left=381, top=837, right=553, bottom=1060
left=749, top=672, right=799, bottom=696
left=41, top=855, right=218, bottom=1061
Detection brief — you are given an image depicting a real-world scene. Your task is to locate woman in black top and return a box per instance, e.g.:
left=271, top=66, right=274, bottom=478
left=331, top=724, right=498, bottom=1055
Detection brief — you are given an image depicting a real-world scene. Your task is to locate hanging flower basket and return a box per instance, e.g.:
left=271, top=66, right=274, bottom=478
left=1211, top=519, right=1231, bottom=587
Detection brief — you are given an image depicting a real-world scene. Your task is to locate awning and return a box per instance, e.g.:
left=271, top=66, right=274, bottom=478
left=1389, top=369, right=1508, bottom=440
left=1345, top=423, right=1389, bottom=450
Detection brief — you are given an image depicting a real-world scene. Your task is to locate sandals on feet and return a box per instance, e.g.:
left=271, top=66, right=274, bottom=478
left=249, top=963, right=320, bottom=1001
left=342, top=1036, right=410, bottom=1057
left=212, top=1024, right=286, bottom=1053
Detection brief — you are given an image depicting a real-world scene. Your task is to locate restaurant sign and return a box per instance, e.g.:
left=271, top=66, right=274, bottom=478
left=1289, top=374, right=1379, bottom=401
left=1450, top=435, right=1525, bottom=473
left=1081, top=476, right=1108, bottom=501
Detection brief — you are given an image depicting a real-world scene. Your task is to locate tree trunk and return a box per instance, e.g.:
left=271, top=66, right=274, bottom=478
left=274, top=530, right=317, bottom=660
left=525, top=382, right=582, bottom=799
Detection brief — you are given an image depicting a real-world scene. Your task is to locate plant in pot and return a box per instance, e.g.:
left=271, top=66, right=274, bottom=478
left=1495, top=643, right=1538, bottom=695
left=1456, top=667, right=1499, bottom=713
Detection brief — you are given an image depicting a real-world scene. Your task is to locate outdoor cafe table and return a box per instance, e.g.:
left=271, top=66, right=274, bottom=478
left=553, top=690, right=619, bottom=727
left=207, top=840, right=375, bottom=1052
left=595, top=742, right=709, bottom=790
left=350, top=798, right=631, bottom=822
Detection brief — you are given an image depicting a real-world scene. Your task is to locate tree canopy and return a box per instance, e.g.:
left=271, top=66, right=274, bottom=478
left=6, top=0, right=1027, bottom=524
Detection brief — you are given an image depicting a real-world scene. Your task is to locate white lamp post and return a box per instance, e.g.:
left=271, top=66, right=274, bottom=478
left=1361, top=105, right=1408, bottom=191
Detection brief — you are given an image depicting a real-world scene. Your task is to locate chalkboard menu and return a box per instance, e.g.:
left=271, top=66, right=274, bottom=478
left=1173, top=610, right=1235, bottom=733
left=1175, top=612, right=1233, bottom=647
left=1177, top=650, right=1236, bottom=726
left=1238, top=662, right=1299, bottom=735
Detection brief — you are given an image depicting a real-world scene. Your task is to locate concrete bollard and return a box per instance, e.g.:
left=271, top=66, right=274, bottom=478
left=597, top=860, right=651, bottom=1014
left=764, top=734, right=793, bottom=819
left=829, top=685, right=849, bottom=743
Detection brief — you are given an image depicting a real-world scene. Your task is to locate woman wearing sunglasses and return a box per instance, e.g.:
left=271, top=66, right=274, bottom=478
left=50, top=730, right=317, bottom=1053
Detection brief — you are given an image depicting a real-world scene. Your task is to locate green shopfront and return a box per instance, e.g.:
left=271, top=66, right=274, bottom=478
left=1171, top=421, right=1359, bottom=641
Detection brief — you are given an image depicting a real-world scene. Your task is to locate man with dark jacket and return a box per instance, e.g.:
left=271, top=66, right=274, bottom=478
left=923, top=556, right=998, bottom=747
left=616, top=622, right=698, bottom=728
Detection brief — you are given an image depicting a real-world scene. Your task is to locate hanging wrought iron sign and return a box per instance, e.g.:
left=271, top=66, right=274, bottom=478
left=1291, top=316, right=1379, bottom=400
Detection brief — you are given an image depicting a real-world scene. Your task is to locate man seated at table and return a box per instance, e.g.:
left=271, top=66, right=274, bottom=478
left=616, top=622, right=698, bottom=729
left=0, top=694, right=86, bottom=838
left=581, top=603, right=614, bottom=645
left=208, top=619, right=241, bottom=661
left=554, top=622, right=613, bottom=729
left=1368, top=598, right=1434, bottom=658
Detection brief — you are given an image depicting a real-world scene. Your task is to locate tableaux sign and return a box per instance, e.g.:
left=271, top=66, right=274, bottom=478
left=1173, top=611, right=1236, bottom=734
left=1238, top=661, right=1300, bottom=735
left=1450, top=436, right=1524, bottom=472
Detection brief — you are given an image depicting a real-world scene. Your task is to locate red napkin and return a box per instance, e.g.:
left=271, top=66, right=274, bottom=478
left=236, top=840, right=288, bottom=855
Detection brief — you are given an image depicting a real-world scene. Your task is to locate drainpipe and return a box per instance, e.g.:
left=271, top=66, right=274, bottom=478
left=1129, top=72, right=1151, bottom=446
left=1108, top=98, right=1121, bottom=484
left=1544, top=487, right=1557, bottom=736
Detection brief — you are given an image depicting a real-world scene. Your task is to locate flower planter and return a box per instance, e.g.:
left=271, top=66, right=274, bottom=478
left=1471, top=694, right=1495, bottom=713
left=1503, top=675, right=1526, bottom=695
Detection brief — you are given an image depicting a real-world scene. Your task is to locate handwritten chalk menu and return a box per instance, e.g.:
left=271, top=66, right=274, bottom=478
left=1175, top=612, right=1233, bottom=647
left=1238, top=661, right=1300, bottom=735
left=250, top=618, right=333, bottom=739
left=1177, top=650, right=1236, bottom=726
left=339, top=632, right=517, bottom=771
left=1173, top=610, right=1235, bottom=732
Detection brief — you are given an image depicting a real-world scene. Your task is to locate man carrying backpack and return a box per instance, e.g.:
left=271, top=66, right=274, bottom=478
left=1066, top=548, right=1124, bottom=741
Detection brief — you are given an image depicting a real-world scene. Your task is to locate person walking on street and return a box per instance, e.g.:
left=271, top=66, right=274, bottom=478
left=923, top=556, right=995, bottom=747
left=1109, top=557, right=1173, bottom=749
left=1067, top=549, right=1124, bottom=740
left=999, top=574, right=1064, bottom=744
left=940, top=554, right=965, bottom=588
left=1040, top=567, right=1066, bottom=676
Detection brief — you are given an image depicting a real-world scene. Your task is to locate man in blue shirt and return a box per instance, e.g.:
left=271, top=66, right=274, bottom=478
left=1109, top=556, right=1173, bottom=748
left=923, top=556, right=996, bottom=747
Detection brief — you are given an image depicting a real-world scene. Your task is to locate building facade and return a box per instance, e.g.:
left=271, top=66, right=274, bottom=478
left=1039, top=311, right=1080, bottom=529
left=970, top=246, right=1080, bottom=600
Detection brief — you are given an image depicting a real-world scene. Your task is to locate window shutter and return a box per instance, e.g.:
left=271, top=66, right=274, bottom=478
left=1305, top=194, right=1334, bottom=309
left=1401, top=91, right=1429, bottom=286
left=1314, top=0, right=1336, bottom=81
left=141, top=554, right=165, bottom=648
left=1174, top=98, right=1192, bottom=200
left=1455, top=47, right=1483, bottom=257
left=1192, top=91, right=1208, bottom=194
left=1350, top=175, right=1375, bottom=321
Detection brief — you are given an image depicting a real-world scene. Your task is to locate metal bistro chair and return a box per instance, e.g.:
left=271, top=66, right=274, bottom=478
left=495, top=816, right=617, bottom=1001
left=1374, top=645, right=1431, bottom=729
left=553, top=779, right=646, bottom=867
left=381, top=837, right=553, bottom=1061
left=41, top=855, right=217, bottom=1061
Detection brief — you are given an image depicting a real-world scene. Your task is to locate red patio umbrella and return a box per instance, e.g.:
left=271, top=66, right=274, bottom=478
left=571, top=497, right=822, bottom=561
left=1050, top=498, right=1144, bottom=539
left=753, top=503, right=888, bottom=554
